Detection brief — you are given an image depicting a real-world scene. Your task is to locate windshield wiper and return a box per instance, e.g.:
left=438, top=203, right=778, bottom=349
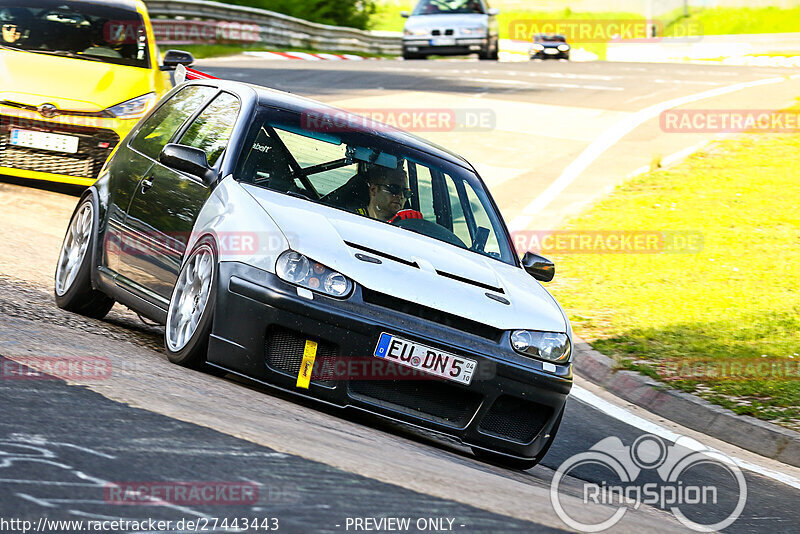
left=0, top=44, right=25, bottom=52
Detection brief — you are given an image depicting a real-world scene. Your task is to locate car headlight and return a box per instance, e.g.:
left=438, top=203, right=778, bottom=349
left=275, top=250, right=353, bottom=298
left=510, top=331, right=571, bottom=363
left=461, top=26, right=487, bottom=35
left=404, top=28, right=428, bottom=36
left=531, top=44, right=544, bottom=51
left=105, top=93, right=157, bottom=119
left=557, top=44, right=570, bottom=52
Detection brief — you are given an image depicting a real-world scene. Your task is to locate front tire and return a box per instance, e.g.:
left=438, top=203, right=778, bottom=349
left=54, top=198, right=114, bottom=319
left=165, top=237, right=217, bottom=367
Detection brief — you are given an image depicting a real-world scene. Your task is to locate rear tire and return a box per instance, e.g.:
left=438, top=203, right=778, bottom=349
left=54, top=198, right=114, bottom=319
left=165, top=237, right=218, bottom=368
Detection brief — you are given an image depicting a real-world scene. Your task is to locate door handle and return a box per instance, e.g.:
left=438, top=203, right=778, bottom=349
left=141, top=177, right=154, bottom=194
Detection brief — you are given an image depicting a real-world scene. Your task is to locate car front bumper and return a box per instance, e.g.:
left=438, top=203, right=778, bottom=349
left=0, top=107, right=131, bottom=186
left=403, top=37, right=489, bottom=56
left=531, top=48, right=570, bottom=60
left=208, top=262, right=572, bottom=460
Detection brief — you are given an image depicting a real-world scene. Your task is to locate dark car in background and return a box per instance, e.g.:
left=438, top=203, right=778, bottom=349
left=530, top=34, right=570, bottom=60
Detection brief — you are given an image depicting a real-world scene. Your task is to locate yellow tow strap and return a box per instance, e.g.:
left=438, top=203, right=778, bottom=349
left=296, top=340, right=318, bottom=389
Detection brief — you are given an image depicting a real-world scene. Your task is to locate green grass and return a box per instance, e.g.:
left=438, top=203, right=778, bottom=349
left=167, top=44, right=394, bottom=59
left=664, top=6, right=800, bottom=37
left=548, top=109, right=800, bottom=428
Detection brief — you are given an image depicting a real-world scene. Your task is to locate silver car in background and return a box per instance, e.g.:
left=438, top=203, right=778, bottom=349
left=401, top=0, right=499, bottom=60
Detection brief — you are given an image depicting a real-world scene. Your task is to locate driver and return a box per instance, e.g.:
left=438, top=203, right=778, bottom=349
left=1, top=8, right=31, bottom=45
left=357, top=164, right=423, bottom=223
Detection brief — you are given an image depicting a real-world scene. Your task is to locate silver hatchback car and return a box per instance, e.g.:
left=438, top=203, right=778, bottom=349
left=401, top=0, right=499, bottom=60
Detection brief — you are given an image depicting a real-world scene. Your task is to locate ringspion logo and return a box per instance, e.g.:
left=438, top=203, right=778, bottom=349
left=551, top=434, right=746, bottom=531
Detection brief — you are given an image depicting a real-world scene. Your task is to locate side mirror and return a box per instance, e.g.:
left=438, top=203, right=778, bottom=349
left=400, top=10, right=410, bottom=17
left=161, top=49, right=195, bottom=71
left=159, top=144, right=215, bottom=185
left=521, top=252, right=555, bottom=282
left=487, top=8, right=500, bottom=15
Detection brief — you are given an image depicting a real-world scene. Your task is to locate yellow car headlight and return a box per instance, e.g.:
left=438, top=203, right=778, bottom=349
left=105, top=93, right=156, bottom=119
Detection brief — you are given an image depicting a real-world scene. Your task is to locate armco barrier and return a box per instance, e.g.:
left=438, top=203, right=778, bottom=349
left=144, top=0, right=402, bottom=55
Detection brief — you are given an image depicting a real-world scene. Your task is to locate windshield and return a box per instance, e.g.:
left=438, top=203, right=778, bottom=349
left=0, top=0, right=150, bottom=68
left=412, top=0, right=485, bottom=16
left=535, top=34, right=566, bottom=43
left=235, top=107, right=515, bottom=265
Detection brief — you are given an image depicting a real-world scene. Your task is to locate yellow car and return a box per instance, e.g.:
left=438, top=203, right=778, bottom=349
left=0, top=0, right=193, bottom=186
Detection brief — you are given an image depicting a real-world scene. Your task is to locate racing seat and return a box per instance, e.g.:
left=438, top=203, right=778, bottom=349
left=239, top=127, right=296, bottom=193
left=322, top=168, right=370, bottom=212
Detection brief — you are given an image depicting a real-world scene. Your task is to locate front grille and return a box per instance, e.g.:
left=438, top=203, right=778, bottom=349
left=0, top=115, right=118, bottom=180
left=478, top=395, right=553, bottom=444
left=265, top=326, right=336, bottom=386
left=348, top=377, right=482, bottom=428
left=361, top=288, right=503, bottom=341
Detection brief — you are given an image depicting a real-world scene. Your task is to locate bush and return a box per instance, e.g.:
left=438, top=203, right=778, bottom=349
left=216, top=0, right=376, bottom=30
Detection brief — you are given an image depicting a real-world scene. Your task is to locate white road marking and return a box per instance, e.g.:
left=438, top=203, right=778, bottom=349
left=450, top=76, right=624, bottom=91
left=572, top=384, right=800, bottom=491
left=16, top=493, right=55, bottom=507
left=0, top=478, right=98, bottom=486
left=509, top=75, right=794, bottom=230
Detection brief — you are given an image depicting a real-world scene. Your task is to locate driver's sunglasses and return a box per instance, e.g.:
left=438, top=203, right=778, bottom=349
left=377, top=183, right=412, bottom=199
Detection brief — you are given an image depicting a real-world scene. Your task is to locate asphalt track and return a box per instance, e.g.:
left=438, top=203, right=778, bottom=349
left=2, top=58, right=800, bottom=533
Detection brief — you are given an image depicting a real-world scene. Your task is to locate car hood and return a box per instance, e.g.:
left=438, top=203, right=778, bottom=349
left=405, top=13, right=488, bottom=30
left=243, top=185, right=567, bottom=333
left=0, top=49, right=156, bottom=111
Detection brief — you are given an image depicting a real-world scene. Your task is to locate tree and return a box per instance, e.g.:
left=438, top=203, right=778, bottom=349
left=216, top=0, right=376, bottom=30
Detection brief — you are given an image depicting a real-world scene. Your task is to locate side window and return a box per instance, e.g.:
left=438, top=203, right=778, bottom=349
left=415, top=164, right=436, bottom=221
left=463, top=180, right=501, bottom=257
left=444, top=174, right=470, bottom=245
left=178, top=92, right=241, bottom=166
left=129, top=86, right=215, bottom=160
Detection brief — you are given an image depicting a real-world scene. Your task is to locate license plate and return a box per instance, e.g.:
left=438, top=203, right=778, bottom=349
left=430, top=37, right=456, bottom=46
left=374, top=332, right=476, bottom=385
left=10, top=129, right=79, bottom=154
left=545, top=48, right=559, bottom=54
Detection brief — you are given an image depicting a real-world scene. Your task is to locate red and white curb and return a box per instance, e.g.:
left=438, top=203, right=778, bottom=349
left=243, top=51, right=366, bottom=61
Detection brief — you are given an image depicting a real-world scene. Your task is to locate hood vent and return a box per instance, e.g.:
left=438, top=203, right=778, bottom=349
left=345, top=241, right=419, bottom=268
left=435, top=269, right=504, bottom=294
left=362, top=287, right=503, bottom=342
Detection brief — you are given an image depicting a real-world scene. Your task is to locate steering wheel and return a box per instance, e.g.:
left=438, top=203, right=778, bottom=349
left=391, top=217, right=467, bottom=249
